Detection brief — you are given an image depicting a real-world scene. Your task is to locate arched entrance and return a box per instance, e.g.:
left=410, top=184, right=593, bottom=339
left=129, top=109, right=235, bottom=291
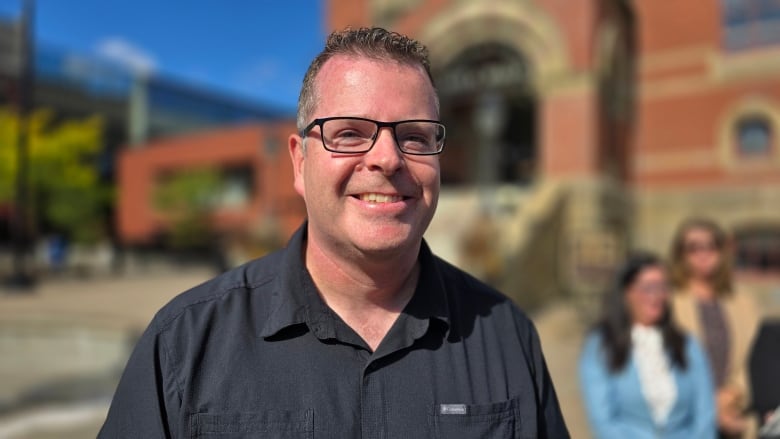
left=435, top=43, right=536, bottom=186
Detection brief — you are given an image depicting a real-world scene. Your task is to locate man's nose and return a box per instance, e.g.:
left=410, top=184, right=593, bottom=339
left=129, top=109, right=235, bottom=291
left=364, top=127, right=404, bottom=175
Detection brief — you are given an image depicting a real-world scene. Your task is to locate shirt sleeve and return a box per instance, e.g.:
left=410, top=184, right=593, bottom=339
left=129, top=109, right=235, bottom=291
left=578, top=332, right=640, bottom=439
left=98, top=319, right=181, bottom=438
left=685, top=336, right=717, bottom=438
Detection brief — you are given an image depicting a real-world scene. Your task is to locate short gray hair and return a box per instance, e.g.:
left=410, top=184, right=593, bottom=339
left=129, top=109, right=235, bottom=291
left=296, top=27, right=438, bottom=132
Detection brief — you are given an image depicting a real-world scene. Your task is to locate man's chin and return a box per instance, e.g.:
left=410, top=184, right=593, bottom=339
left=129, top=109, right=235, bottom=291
left=350, top=230, right=419, bottom=258
left=354, top=238, right=412, bottom=257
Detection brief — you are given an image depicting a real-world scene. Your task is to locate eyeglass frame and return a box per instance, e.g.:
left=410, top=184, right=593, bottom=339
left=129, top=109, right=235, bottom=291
left=683, top=241, right=720, bottom=254
left=300, top=116, right=446, bottom=156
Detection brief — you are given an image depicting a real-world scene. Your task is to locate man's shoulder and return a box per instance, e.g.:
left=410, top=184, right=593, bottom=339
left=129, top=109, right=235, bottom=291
left=150, top=248, right=287, bottom=332
left=432, top=255, right=505, bottom=299
left=431, top=255, right=535, bottom=328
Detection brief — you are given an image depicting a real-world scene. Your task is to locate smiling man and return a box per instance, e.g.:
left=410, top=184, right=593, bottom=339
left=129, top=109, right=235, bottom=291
left=100, top=27, right=569, bottom=438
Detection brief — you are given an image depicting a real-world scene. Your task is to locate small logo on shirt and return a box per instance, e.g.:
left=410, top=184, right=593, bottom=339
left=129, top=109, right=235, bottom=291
left=439, top=404, right=468, bottom=415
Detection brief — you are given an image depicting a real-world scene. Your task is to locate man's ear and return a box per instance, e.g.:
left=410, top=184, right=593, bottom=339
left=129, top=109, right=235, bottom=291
left=289, top=133, right=306, bottom=198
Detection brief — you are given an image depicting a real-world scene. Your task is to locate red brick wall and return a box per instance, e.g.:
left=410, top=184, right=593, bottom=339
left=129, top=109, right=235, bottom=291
left=634, top=0, right=780, bottom=187
left=536, top=0, right=599, bottom=72
left=636, top=80, right=780, bottom=187
left=117, top=122, right=305, bottom=245
left=327, top=0, right=371, bottom=31
left=635, top=0, right=720, bottom=54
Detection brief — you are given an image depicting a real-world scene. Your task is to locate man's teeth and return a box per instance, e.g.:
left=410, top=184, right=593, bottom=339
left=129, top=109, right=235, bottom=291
left=359, top=193, right=402, bottom=203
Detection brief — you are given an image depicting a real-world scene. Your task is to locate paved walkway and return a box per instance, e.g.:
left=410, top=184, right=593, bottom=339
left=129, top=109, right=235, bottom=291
left=0, top=268, right=215, bottom=439
left=0, top=269, right=593, bottom=438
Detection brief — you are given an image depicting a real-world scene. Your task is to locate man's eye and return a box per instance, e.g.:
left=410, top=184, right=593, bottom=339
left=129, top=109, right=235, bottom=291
left=404, top=134, right=429, bottom=143
left=336, top=129, right=364, bottom=138
left=400, top=132, right=432, bottom=146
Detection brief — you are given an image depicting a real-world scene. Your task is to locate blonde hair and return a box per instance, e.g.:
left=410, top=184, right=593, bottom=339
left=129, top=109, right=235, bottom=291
left=669, top=217, right=733, bottom=296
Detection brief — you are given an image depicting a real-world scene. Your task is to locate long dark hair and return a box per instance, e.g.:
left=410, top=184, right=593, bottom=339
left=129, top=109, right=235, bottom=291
left=596, top=252, right=688, bottom=372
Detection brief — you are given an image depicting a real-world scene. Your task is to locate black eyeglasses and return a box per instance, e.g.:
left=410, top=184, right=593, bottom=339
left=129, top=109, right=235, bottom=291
left=301, top=116, right=446, bottom=155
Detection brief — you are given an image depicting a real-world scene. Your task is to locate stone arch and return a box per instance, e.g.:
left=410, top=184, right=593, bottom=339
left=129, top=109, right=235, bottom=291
left=419, top=3, right=569, bottom=187
left=419, top=2, right=570, bottom=90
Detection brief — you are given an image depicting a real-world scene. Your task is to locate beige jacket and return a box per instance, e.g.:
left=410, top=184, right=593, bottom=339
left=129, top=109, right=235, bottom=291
left=672, top=288, right=760, bottom=437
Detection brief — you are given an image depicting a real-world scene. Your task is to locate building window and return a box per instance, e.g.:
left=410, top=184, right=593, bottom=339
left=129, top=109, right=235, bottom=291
left=218, top=166, right=254, bottom=209
left=722, top=0, right=780, bottom=50
left=735, top=227, right=780, bottom=274
left=735, top=115, right=773, bottom=157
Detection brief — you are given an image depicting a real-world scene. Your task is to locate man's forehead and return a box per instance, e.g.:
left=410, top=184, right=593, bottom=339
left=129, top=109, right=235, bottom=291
left=315, top=54, right=428, bottom=87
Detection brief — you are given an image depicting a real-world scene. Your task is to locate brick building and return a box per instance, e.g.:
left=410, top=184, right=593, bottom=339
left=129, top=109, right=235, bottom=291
left=115, top=0, right=779, bottom=307
left=632, top=0, right=780, bottom=286
left=322, top=0, right=780, bottom=308
left=117, top=122, right=306, bottom=261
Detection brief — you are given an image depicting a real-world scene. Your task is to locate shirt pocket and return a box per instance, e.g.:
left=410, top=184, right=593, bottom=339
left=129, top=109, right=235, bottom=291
left=190, top=410, right=313, bottom=438
left=432, top=397, right=525, bottom=439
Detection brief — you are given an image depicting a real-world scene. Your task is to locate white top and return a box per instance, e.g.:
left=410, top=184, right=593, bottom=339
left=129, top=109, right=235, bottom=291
left=631, top=324, right=677, bottom=426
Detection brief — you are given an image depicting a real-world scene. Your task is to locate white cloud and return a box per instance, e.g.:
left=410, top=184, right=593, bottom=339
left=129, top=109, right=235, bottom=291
left=233, top=59, right=301, bottom=105
left=94, top=37, right=156, bottom=74
left=238, top=59, right=281, bottom=84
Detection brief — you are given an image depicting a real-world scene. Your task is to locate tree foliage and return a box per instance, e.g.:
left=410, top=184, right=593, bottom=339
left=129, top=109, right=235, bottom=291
left=0, top=107, right=111, bottom=244
left=152, top=168, right=221, bottom=250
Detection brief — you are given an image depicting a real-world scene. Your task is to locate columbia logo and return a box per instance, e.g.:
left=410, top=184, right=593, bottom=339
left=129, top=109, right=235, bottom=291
left=439, top=404, right=468, bottom=415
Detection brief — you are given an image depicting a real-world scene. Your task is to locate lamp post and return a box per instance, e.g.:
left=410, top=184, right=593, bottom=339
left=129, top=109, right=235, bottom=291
left=472, top=90, right=507, bottom=214
left=8, top=0, right=35, bottom=290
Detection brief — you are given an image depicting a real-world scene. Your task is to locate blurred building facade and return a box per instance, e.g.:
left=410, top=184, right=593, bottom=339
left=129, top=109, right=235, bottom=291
left=632, top=0, right=780, bottom=290
left=0, top=14, right=296, bottom=267
left=3, top=2, right=778, bottom=305
left=117, top=122, right=305, bottom=260
left=328, top=0, right=780, bottom=309
left=0, top=28, right=290, bottom=179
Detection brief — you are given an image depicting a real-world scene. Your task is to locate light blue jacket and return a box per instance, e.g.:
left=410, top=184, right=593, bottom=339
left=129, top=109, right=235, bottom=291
left=579, top=331, right=716, bottom=439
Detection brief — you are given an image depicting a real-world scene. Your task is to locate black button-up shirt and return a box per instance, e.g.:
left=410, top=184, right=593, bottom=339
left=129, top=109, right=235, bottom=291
left=100, top=225, right=569, bottom=438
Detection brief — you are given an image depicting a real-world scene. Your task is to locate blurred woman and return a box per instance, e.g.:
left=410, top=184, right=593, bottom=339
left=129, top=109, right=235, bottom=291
left=580, top=252, right=716, bottom=439
left=669, top=217, right=760, bottom=438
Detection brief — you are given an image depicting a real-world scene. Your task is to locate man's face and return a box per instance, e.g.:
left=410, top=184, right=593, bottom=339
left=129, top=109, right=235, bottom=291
left=289, top=55, right=440, bottom=258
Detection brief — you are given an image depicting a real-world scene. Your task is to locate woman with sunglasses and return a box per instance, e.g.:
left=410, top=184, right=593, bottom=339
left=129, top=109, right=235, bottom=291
left=669, top=217, right=760, bottom=438
left=580, top=252, right=715, bottom=438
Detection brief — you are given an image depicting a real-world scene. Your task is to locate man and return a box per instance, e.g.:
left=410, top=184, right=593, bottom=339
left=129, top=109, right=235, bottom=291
left=100, top=27, right=569, bottom=438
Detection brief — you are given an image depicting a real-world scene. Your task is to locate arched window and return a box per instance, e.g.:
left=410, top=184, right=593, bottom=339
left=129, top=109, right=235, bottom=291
left=735, top=115, right=773, bottom=157
left=435, top=43, right=536, bottom=185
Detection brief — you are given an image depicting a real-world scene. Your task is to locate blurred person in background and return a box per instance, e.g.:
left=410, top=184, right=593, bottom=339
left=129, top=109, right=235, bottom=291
left=670, top=217, right=760, bottom=438
left=99, top=27, right=568, bottom=438
left=671, top=218, right=759, bottom=438
left=579, top=252, right=716, bottom=439
left=749, top=319, right=780, bottom=437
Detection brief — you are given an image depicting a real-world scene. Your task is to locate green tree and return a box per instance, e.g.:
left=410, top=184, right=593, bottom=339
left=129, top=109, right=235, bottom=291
left=0, top=107, right=111, bottom=244
left=152, top=168, right=221, bottom=250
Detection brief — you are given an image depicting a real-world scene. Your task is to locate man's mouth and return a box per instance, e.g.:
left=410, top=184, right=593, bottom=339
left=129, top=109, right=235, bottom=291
left=356, top=193, right=404, bottom=204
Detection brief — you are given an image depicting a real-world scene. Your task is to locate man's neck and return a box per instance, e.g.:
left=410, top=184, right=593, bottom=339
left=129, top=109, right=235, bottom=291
left=304, top=234, right=421, bottom=351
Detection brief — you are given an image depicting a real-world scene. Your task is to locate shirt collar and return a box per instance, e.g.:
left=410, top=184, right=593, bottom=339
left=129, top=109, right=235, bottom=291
left=258, top=223, right=317, bottom=338
left=258, top=223, right=451, bottom=340
left=405, top=239, right=451, bottom=327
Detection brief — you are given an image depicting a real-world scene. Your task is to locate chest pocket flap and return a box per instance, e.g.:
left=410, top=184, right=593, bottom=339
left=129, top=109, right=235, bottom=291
left=191, top=410, right=313, bottom=438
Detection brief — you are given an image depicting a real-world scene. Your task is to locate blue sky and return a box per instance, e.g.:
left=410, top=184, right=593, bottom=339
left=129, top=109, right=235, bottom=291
left=0, top=0, right=325, bottom=111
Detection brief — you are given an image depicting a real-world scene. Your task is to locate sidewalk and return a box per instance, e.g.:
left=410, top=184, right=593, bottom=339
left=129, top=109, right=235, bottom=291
left=0, top=268, right=215, bottom=330
left=0, top=268, right=215, bottom=439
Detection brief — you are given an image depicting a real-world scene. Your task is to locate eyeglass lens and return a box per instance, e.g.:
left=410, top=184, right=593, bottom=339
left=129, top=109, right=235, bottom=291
left=321, top=118, right=443, bottom=154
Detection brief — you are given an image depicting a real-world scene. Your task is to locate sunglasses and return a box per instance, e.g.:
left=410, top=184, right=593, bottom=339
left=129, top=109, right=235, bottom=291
left=683, top=241, right=719, bottom=254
